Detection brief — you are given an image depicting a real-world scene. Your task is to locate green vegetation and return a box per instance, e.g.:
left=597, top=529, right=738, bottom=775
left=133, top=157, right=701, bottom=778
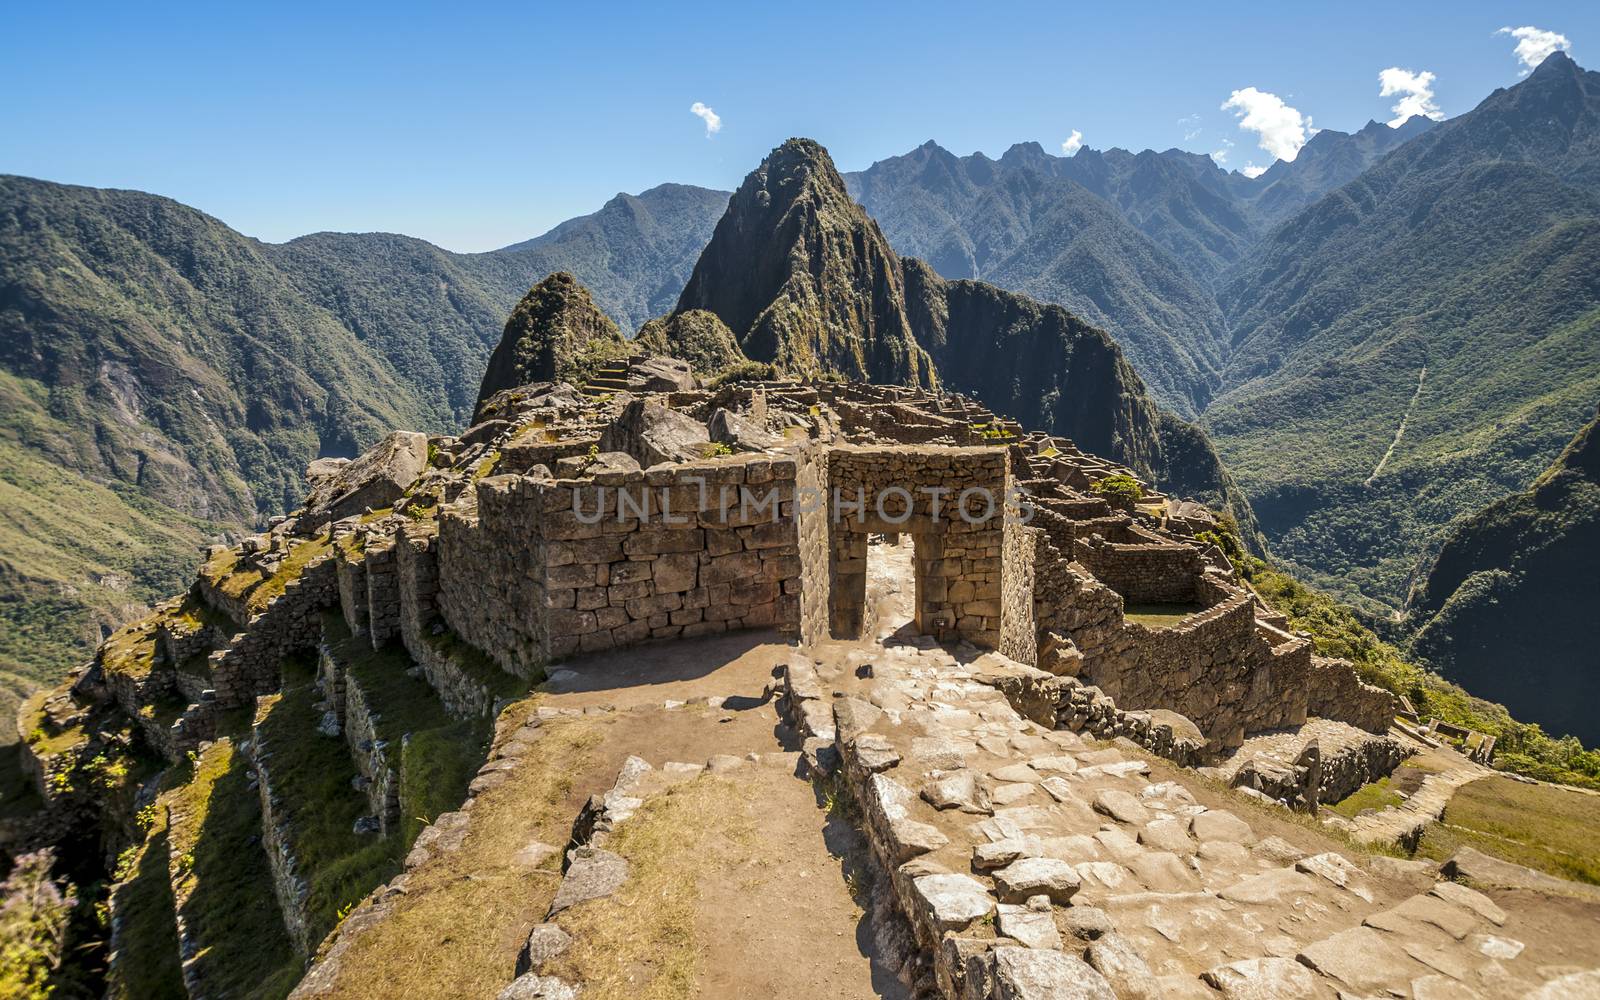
left=165, top=740, right=302, bottom=1000
left=106, top=806, right=185, bottom=1000
left=701, top=442, right=733, bottom=458
left=421, top=626, right=535, bottom=699
left=1091, top=473, right=1145, bottom=506
left=322, top=615, right=491, bottom=845
left=252, top=656, right=399, bottom=947
left=1122, top=602, right=1206, bottom=629
left=1416, top=776, right=1600, bottom=885
left=0, top=849, right=76, bottom=1000
left=1232, top=539, right=1600, bottom=789
left=1209, top=58, right=1600, bottom=615
left=1326, top=777, right=1405, bottom=818
left=1406, top=411, right=1600, bottom=746
left=704, top=360, right=776, bottom=388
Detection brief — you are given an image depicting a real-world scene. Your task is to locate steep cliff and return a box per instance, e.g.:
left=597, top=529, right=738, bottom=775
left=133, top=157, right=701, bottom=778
left=1406, top=411, right=1600, bottom=743
left=672, top=138, right=936, bottom=388
left=474, top=272, right=628, bottom=415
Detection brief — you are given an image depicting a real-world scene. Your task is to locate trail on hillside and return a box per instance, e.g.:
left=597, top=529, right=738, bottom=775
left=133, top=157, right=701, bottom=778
left=1366, top=363, right=1428, bottom=487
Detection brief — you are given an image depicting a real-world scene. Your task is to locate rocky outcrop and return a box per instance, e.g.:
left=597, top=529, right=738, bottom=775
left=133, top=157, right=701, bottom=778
left=598, top=399, right=710, bottom=466
left=475, top=273, right=629, bottom=418
left=634, top=310, right=747, bottom=375
left=302, top=431, right=429, bottom=529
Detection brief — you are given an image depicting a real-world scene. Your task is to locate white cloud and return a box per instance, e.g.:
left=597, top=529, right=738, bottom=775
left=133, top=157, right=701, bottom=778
left=1061, top=130, right=1084, bottom=155
left=1497, top=26, right=1571, bottom=73
left=1241, top=163, right=1268, bottom=179
left=689, top=101, right=721, bottom=137
left=1222, top=87, right=1315, bottom=162
left=1378, top=67, right=1444, bottom=126
left=1210, top=137, right=1234, bottom=165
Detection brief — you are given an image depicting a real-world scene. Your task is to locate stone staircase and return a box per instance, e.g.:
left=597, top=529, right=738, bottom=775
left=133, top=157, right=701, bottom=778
left=579, top=355, right=645, bottom=398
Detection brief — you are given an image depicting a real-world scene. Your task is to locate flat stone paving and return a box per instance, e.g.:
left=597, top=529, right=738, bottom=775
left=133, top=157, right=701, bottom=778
left=795, top=637, right=1600, bottom=999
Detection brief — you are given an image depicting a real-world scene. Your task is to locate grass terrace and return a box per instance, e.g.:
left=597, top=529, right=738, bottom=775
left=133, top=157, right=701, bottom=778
left=1416, top=776, right=1600, bottom=886
left=1123, top=602, right=1208, bottom=630
left=107, top=798, right=186, bottom=1000
left=165, top=739, right=302, bottom=1000
left=253, top=655, right=401, bottom=948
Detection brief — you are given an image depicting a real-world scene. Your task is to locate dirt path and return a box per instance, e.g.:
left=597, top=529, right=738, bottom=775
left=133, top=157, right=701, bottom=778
left=692, top=765, right=910, bottom=1000
left=1365, top=362, right=1427, bottom=486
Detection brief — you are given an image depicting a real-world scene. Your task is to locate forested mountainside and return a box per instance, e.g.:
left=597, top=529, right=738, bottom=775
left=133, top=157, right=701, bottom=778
left=1207, top=51, right=1600, bottom=614
left=656, top=139, right=1259, bottom=536
left=0, top=177, right=722, bottom=700
left=1405, top=411, right=1600, bottom=744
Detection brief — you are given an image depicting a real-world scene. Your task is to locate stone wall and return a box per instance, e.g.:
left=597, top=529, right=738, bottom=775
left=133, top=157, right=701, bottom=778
left=439, top=458, right=802, bottom=675
left=997, top=522, right=1039, bottom=665
left=208, top=558, right=339, bottom=709
left=364, top=540, right=401, bottom=648
left=244, top=712, right=316, bottom=958
left=796, top=446, right=833, bottom=646
left=342, top=671, right=400, bottom=835
left=1072, top=533, right=1202, bottom=604
left=336, top=549, right=370, bottom=636
left=1307, top=656, right=1400, bottom=734
left=824, top=447, right=1009, bottom=647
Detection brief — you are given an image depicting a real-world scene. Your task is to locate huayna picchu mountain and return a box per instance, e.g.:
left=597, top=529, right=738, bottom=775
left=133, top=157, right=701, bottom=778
left=1405, top=409, right=1600, bottom=744
left=656, top=138, right=1260, bottom=541
left=474, top=272, right=629, bottom=416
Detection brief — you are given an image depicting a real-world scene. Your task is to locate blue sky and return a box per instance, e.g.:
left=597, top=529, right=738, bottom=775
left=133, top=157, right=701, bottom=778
left=2, top=2, right=1593, bottom=252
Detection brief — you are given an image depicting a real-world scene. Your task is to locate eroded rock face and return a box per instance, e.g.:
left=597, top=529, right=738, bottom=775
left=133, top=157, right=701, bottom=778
left=302, top=431, right=428, bottom=529
left=707, top=407, right=780, bottom=451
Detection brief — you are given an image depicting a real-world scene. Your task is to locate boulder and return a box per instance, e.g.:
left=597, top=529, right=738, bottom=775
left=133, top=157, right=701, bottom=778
left=991, top=946, right=1116, bottom=1000
left=707, top=407, right=780, bottom=451
left=600, top=399, right=710, bottom=467
left=627, top=355, right=696, bottom=393
left=301, top=431, right=429, bottom=530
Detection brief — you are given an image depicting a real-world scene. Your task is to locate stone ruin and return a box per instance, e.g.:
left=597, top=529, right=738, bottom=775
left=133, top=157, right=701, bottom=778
left=20, top=356, right=1596, bottom=1000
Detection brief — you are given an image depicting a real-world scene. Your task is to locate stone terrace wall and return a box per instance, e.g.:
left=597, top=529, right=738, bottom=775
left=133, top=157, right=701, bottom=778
left=335, top=549, right=369, bottom=637
left=364, top=540, right=401, bottom=648
left=1072, top=533, right=1203, bottom=604
left=208, top=559, right=338, bottom=708
left=1109, top=584, right=1310, bottom=749
left=244, top=709, right=315, bottom=958
left=1307, top=656, right=1400, bottom=734
left=437, top=480, right=546, bottom=680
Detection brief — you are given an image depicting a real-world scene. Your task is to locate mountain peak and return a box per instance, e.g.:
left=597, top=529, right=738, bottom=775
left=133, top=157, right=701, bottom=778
left=668, top=139, right=935, bottom=386
left=474, top=271, right=625, bottom=417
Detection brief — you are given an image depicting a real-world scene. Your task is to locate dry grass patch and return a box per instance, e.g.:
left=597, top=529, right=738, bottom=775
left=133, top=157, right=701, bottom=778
left=552, top=774, right=757, bottom=1000
left=1416, top=776, right=1600, bottom=885
left=315, top=709, right=605, bottom=1000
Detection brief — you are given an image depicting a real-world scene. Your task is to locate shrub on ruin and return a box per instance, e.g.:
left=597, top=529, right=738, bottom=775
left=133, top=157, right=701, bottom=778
left=0, top=850, right=76, bottom=999
left=706, top=361, right=776, bottom=388
left=1091, top=473, right=1144, bottom=506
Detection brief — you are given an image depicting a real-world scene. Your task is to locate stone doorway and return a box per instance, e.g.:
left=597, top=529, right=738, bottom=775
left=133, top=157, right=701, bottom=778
left=820, top=447, right=1009, bottom=648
